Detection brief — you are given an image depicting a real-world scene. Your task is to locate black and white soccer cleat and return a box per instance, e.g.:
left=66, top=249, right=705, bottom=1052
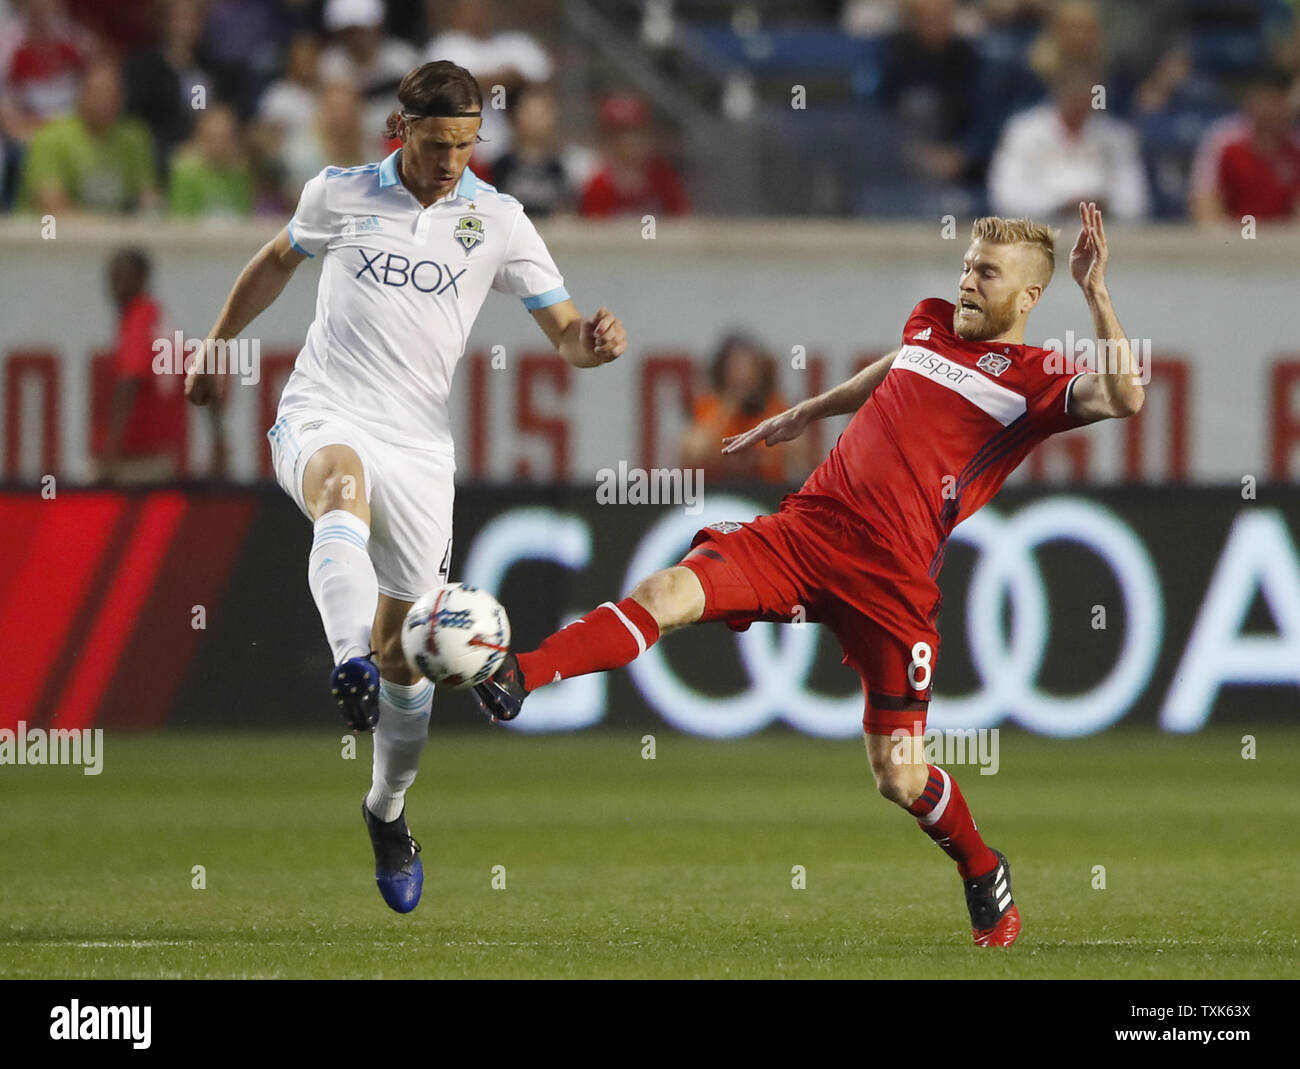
left=964, top=848, right=1021, bottom=947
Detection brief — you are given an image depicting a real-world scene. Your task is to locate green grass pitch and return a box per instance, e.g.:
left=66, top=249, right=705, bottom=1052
left=1, top=727, right=1296, bottom=979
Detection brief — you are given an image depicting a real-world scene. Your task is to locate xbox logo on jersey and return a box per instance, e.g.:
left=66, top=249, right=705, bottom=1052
left=353, top=249, right=466, bottom=295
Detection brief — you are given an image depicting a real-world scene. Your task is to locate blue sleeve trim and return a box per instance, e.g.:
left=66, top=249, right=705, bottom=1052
left=288, top=220, right=314, bottom=258
left=522, top=286, right=569, bottom=311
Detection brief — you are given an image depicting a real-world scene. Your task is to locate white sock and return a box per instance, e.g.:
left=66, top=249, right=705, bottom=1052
left=308, top=509, right=378, bottom=665
left=365, top=678, right=434, bottom=822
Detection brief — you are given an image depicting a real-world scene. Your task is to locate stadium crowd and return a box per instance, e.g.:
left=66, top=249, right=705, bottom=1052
left=0, top=0, right=691, bottom=220
left=0, top=0, right=1297, bottom=222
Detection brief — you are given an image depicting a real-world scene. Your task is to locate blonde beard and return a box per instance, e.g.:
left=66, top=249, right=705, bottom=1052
left=953, top=299, right=1019, bottom=342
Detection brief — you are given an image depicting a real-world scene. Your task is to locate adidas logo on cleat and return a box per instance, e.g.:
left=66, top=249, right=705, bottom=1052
left=964, top=849, right=1019, bottom=947
left=994, top=867, right=1011, bottom=912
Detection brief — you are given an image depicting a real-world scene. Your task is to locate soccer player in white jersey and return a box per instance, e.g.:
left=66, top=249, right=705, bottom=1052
left=186, top=62, right=627, bottom=913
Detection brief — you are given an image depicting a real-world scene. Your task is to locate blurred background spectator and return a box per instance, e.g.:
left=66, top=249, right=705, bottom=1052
left=988, top=66, right=1149, bottom=221
left=1028, top=0, right=1107, bottom=91
left=423, top=0, right=552, bottom=166
left=875, top=0, right=980, bottom=194
left=319, top=0, right=417, bottom=142
left=122, top=0, right=211, bottom=186
left=92, top=247, right=205, bottom=484
left=1189, top=67, right=1300, bottom=226
left=168, top=102, right=253, bottom=219
left=256, top=31, right=320, bottom=148
left=0, top=0, right=87, bottom=143
left=681, top=333, right=812, bottom=484
left=278, top=80, right=380, bottom=195
left=969, top=0, right=1112, bottom=190
left=196, top=0, right=289, bottom=119
left=580, top=91, right=689, bottom=218
left=17, top=55, right=157, bottom=214
left=250, top=29, right=321, bottom=212
left=487, top=83, right=578, bottom=216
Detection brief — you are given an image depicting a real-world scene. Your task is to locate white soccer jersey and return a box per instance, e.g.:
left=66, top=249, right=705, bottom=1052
left=281, top=148, right=569, bottom=453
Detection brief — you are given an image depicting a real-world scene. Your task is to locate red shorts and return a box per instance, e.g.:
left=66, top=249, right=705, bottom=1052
left=678, top=495, right=940, bottom=735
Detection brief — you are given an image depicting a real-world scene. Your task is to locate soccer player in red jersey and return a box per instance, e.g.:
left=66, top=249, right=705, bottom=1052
left=477, top=202, right=1144, bottom=947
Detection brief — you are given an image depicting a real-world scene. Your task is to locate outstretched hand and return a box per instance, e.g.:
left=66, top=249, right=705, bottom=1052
left=1069, top=201, right=1109, bottom=296
left=721, top=404, right=809, bottom=455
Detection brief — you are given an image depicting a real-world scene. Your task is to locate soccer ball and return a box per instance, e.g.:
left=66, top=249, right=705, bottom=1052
left=401, top=583, right=511, bottom=689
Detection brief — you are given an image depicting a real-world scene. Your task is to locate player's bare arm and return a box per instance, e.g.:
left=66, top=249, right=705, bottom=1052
left=1066, top=201, right=1146, bottom=421
left=186, top=227, right=308, bottom=406
left=530, top=299, right=627, bottom=368
left=721, top=349, right=899, bottom=455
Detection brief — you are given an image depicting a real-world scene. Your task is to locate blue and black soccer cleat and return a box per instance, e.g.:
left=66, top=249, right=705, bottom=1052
left=362, top=802, right=423, bottom=914
left=331, top=654, right=380, bottom=733
left=472, top=651, right=526, bottom=723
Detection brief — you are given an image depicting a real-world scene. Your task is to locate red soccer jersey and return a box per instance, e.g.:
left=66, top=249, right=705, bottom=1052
left=799, top=298, right=1088, bottom=579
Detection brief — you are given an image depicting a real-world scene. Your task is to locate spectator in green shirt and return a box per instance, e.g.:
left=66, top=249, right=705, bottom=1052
left=18, top=56, right=158, bottom=215
left=168, top=104, right=253, bottom=219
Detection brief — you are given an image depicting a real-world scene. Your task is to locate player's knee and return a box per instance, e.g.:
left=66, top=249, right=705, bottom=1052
left=311, top=470, right=363, bottom=519
left=630, top=567, right=704, bottom=633
left=304, top=449, right=367, bottom=521
left=866, top=736, right=929, bottom=808
left=875, top=765, right=926, bottom=807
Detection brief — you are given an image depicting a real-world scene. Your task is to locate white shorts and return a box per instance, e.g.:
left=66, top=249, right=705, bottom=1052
left=267, top=405, right=455, bottom=602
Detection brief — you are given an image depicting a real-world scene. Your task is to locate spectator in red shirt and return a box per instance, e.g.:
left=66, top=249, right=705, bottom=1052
left=0, top=0, right=87, bottom=142
left=94, top=247, right=220, bottom=483
left=1190, top=68, right=1300, bottom=226
left=579, top=92, right=689, bottom=219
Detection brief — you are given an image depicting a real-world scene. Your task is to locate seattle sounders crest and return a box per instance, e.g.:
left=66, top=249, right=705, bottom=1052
left=454, top=215, right=485, bottom=253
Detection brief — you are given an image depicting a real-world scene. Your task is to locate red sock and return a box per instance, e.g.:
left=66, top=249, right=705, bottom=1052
left=907, top=765, right=998, bottom=879
left=517, top=598, right=660, bottom=691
